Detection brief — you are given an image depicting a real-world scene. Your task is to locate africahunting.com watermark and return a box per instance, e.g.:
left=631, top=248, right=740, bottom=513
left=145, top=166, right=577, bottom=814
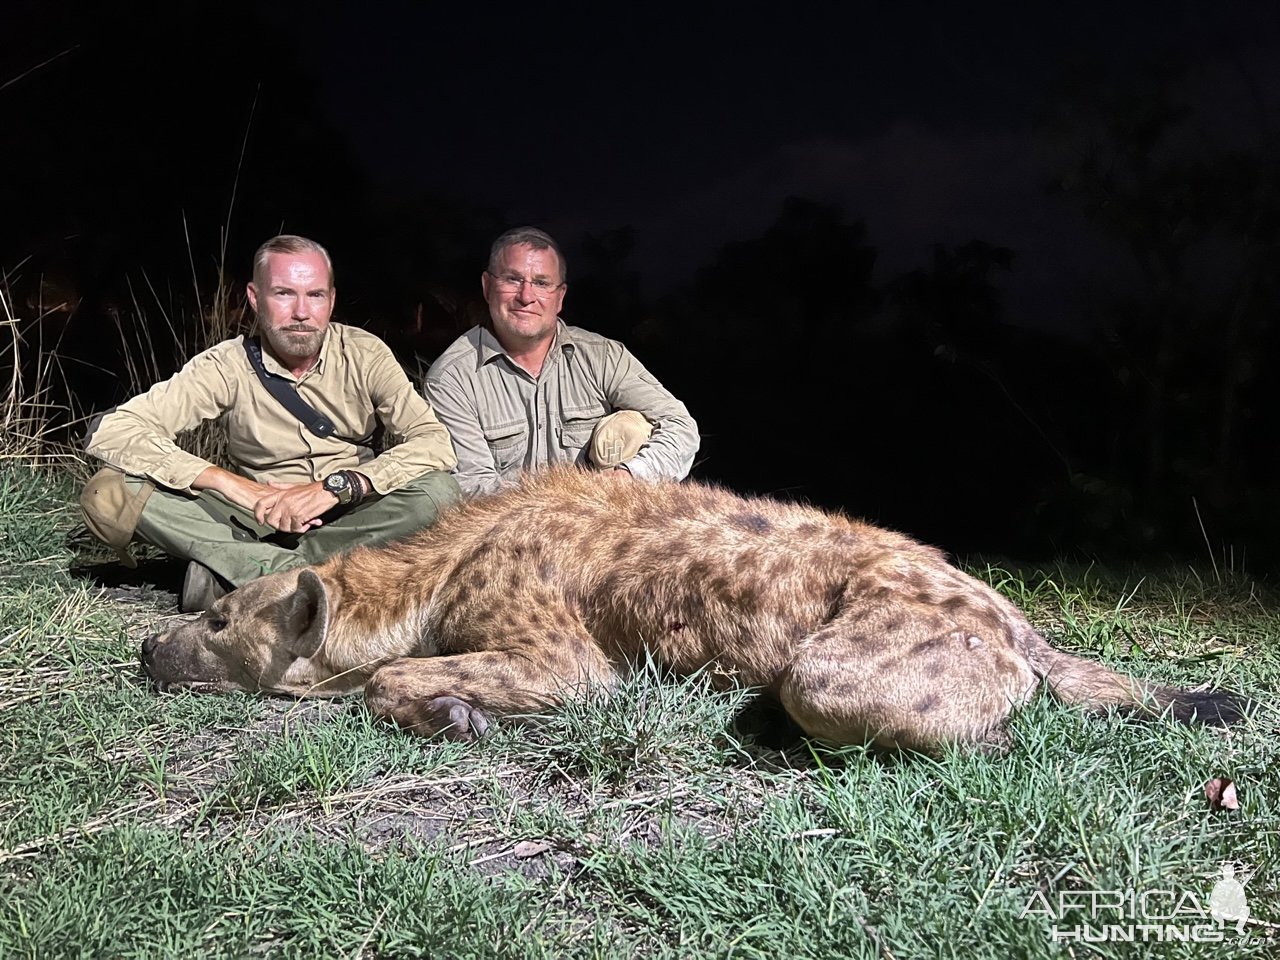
left=1020, top=864, right=1263, bottom=944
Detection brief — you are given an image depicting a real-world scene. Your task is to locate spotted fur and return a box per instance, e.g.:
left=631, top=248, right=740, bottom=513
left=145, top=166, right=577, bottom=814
left=141, top=468, right=1250, bottom=750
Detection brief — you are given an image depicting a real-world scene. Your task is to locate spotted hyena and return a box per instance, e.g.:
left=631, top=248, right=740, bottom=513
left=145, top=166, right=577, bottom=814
left=141, top=467, right=1249, bottom=751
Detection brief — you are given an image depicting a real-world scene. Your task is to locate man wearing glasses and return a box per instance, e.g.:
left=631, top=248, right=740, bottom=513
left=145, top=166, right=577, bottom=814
left=425, top=226, right=698, bottom=496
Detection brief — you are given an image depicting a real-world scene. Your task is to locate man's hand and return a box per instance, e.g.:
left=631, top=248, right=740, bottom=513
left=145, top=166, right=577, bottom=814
left=253, top=481, right=337, bottom=533
left=192, top=466, right=336, bottom=533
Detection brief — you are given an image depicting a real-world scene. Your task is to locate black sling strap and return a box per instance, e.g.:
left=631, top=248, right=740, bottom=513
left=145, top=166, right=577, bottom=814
left=244, top=337, right=337, bottom=438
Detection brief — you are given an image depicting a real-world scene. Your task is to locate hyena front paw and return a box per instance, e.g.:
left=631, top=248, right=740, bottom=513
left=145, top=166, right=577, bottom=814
left=365, top=670, right=493, bottom=740
left=422, top=695, right=491, bottom=740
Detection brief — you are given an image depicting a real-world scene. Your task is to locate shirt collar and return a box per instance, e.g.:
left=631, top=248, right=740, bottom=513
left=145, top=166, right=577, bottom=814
left=476, top=319, right=572, bottom=370
left=312, top=322, right=335, bottom=376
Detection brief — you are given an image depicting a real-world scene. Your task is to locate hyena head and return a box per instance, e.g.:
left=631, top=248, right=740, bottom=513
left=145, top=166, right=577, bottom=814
left=141, top=568, right=332, bottom=694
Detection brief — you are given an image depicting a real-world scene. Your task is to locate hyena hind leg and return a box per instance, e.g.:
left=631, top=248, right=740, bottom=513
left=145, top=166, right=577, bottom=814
left=777, top=614, right=1036, bottom=753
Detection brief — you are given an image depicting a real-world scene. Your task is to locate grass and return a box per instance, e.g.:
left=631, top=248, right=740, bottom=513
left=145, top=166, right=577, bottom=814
left=1, top=463, right=1277, bottom=959
left=0, top=292, right=1278, bottom=957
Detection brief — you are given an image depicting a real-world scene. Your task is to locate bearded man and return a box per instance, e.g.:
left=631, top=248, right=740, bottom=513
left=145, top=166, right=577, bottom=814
left=82, top=234, right=459, bottom=612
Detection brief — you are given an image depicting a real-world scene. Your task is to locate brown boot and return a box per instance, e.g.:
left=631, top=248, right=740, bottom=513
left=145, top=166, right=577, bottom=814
left=180, top=561, right=230, bottom=613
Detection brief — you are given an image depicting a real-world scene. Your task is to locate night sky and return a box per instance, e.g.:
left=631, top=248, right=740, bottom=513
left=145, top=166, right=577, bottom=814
left=6, top=0, right=1280, bottom=564
left=288, top=0, right=1279, bottom=319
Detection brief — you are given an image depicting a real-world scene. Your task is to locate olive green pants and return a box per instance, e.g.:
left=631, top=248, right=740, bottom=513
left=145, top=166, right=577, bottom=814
left=119, top=470, right=460, bottom=587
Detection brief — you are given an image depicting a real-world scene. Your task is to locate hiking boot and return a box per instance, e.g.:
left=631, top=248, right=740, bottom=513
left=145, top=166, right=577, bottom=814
left=181, top=561, right=230, bottom=613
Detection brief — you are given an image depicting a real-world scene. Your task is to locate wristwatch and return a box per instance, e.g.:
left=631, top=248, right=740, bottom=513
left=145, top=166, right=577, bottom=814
left=322, top=471, right=356, bottom=506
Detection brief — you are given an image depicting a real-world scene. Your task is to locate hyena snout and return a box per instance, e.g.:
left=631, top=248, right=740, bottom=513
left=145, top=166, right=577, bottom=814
left=140, top=633, right=161, bottom=674
left=140, top=632, right=174, bottom=690
left=140, top=632, right=195, bottom=690
left=138, top=625, right=224, bottom=691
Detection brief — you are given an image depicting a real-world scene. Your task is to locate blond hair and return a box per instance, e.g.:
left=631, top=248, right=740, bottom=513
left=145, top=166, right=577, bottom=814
left=252, top=235, right=335, bottom=287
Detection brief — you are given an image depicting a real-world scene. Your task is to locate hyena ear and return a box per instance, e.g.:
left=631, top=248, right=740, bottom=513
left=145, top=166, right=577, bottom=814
left=279, top=569, right=330, bottom=659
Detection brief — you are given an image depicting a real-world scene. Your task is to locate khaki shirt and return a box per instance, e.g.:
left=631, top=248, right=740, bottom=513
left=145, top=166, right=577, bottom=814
left=424, top=321, right=698, bottom=496
left=84, top=323, right=457, bottom=494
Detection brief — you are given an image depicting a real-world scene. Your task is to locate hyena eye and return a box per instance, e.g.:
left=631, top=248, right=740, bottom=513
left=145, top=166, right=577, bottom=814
left=207, top=618, right=228, bottom=632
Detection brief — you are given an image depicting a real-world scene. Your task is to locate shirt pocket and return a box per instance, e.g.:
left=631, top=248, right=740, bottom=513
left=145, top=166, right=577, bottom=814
left=483, top=423, right=528, bottom=473
left=558, top=415, right=598, bottom=465
left=558, top=377, right=608, bottom=461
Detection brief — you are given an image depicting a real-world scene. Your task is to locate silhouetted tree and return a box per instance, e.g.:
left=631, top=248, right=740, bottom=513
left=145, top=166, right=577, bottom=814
left=887, top=240, right=1015, bottom=362
left=1042, top=58, right=1280, bottom=551
left=658, top=197, right=880, bottom=500
left=563, top=227, right=647, bottom=342
left=693, top=196, right=879, bottom=347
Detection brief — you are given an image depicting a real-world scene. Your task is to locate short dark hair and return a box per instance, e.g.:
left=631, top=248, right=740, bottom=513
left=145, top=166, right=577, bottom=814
left=487, top=226, right=567, bottom=283
left=252, top=235, right=335, bottom=287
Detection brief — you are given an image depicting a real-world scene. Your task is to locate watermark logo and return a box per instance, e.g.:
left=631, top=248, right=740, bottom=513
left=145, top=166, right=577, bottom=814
left=1020, top=862, right=1258, bottom=944
left=1209, top=863, right=1251, bottom=936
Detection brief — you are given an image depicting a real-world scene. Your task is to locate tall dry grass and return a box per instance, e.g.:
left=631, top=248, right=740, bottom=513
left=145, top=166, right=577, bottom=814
left=0, top=286, right=81, bottom=469
left=0, top=262, right=250, bottom=475
left=113, top=264, right=251, bottom=471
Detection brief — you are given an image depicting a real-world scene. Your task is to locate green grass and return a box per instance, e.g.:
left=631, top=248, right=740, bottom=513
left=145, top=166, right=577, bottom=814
left=1, top=461, right=1278, bottom=959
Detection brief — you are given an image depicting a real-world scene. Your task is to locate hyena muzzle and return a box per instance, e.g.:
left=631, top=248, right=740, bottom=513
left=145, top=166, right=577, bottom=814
left=140, top=468, right=1252, bottom=752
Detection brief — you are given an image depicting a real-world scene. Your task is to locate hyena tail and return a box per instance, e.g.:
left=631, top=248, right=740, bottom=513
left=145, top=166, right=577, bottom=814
left=1017, top=627, right=1253, bottom=727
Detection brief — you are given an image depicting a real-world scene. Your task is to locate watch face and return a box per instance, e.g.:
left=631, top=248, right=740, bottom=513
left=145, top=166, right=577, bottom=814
left=324, top=473, right=351, bottom=502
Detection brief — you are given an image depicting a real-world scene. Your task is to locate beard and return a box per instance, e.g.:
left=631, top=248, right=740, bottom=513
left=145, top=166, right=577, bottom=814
left=263, top=323, right=325, bottom=360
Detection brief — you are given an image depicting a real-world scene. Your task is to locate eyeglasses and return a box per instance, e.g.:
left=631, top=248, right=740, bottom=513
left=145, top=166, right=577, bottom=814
left=487, top=271, right=563, bottom=299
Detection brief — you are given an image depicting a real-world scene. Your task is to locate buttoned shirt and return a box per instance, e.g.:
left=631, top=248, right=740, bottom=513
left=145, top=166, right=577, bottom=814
left=84, top=323, right=457, bottom=494
left=424, top=321, right=698, bottom=496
